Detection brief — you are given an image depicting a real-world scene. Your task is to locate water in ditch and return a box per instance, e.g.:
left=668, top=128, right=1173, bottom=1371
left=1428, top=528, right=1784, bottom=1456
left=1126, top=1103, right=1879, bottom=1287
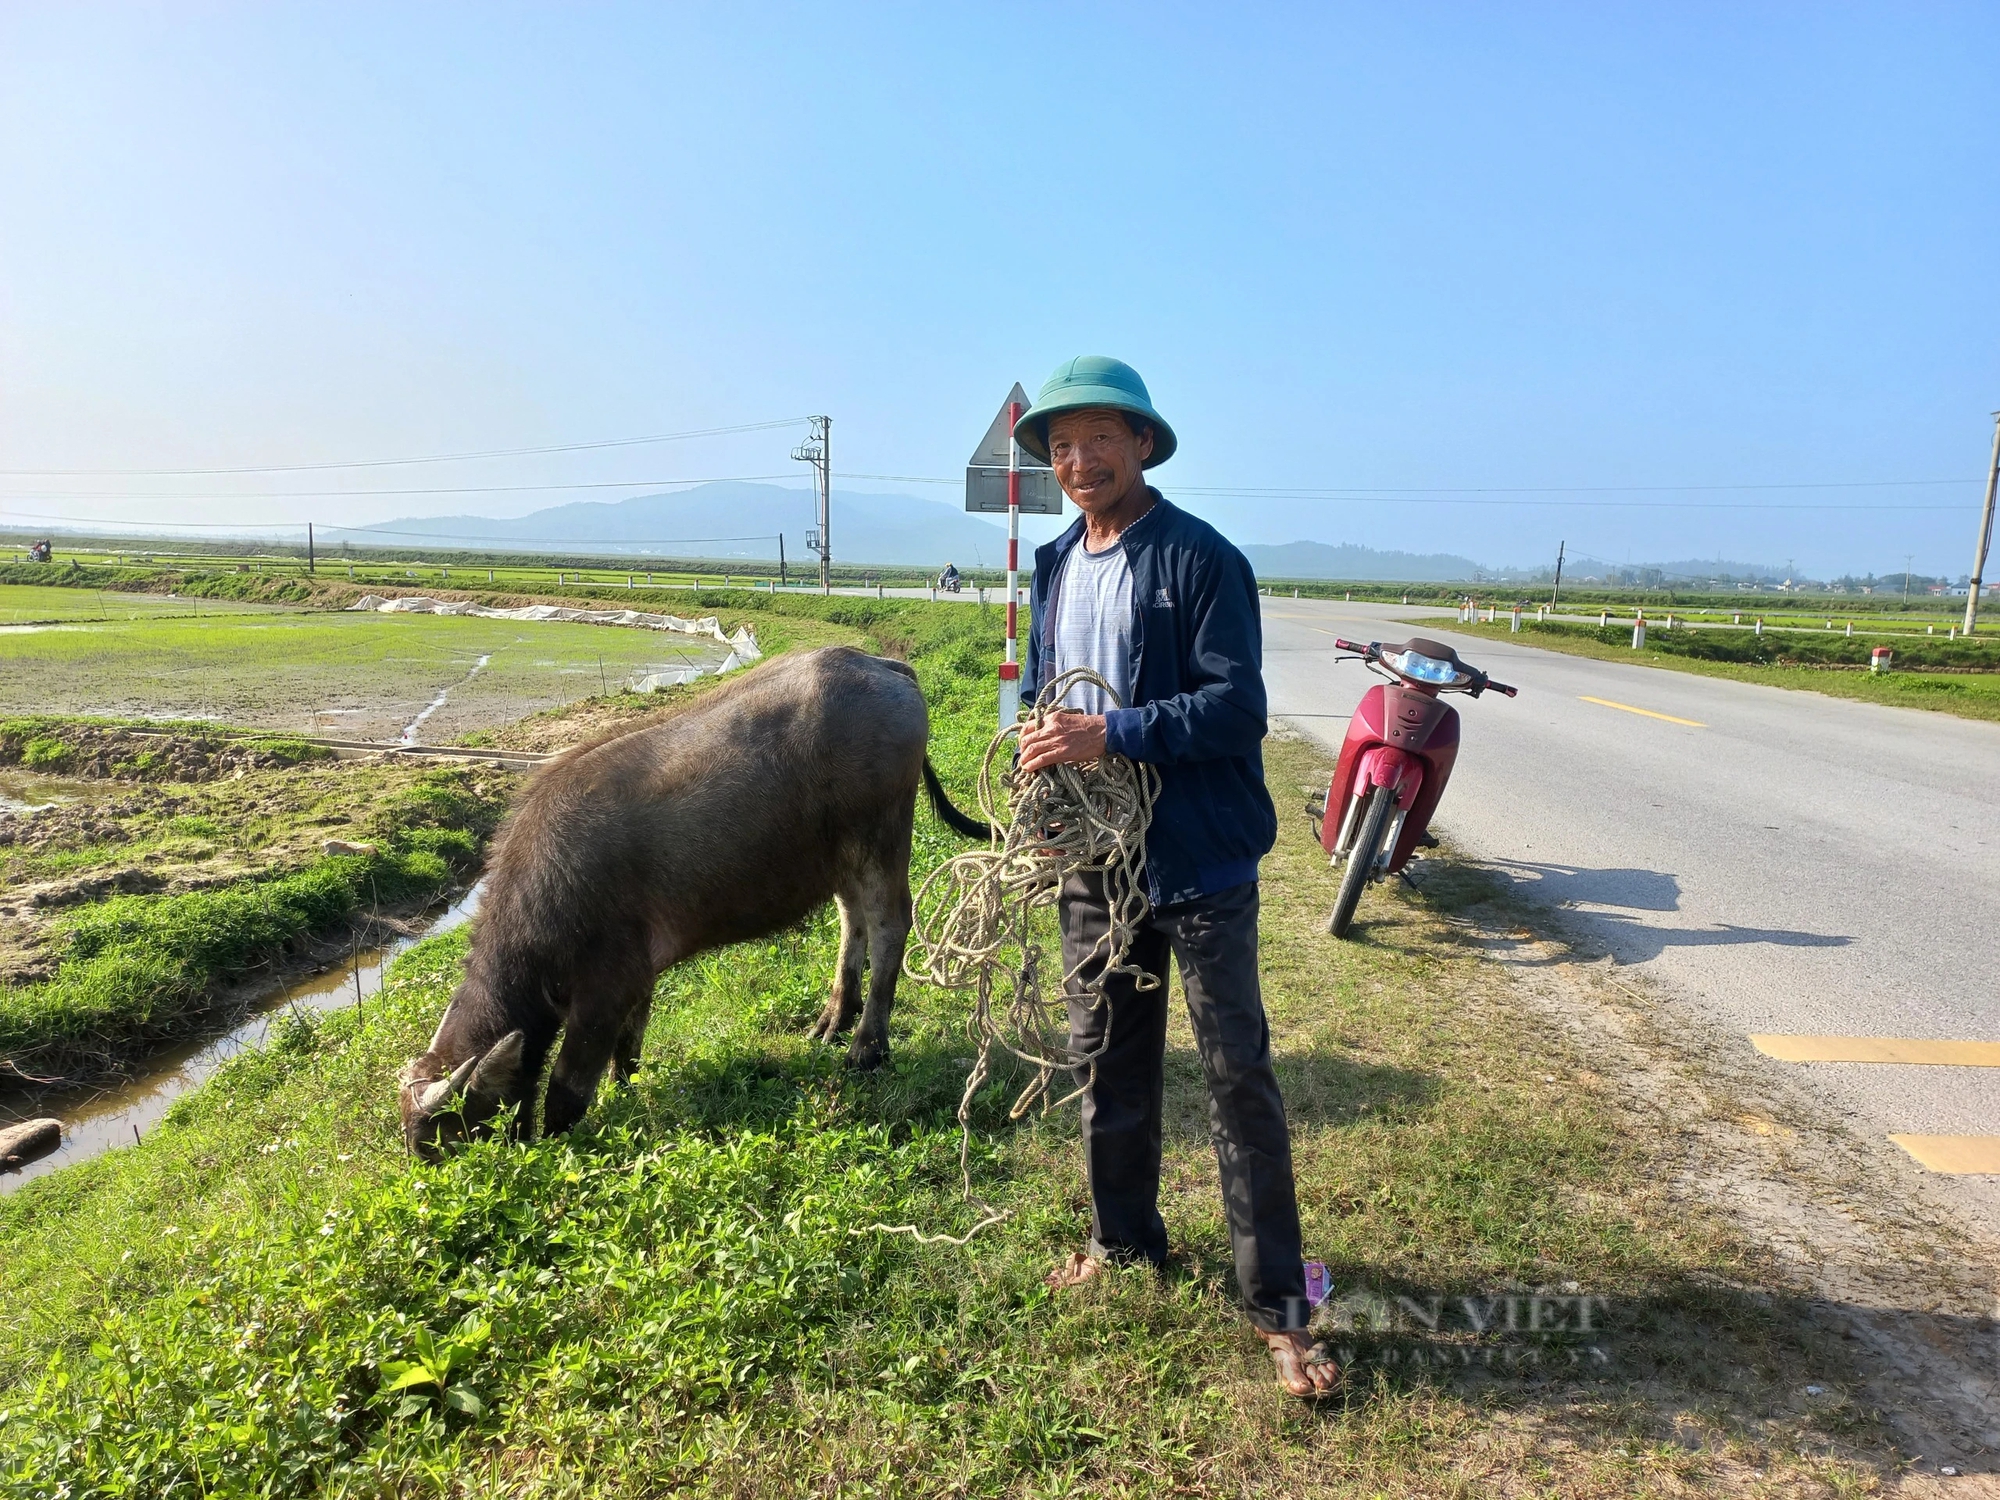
left=0, top=883, right=484, bottom=1194
left=0, top=767, right=110, bottom=814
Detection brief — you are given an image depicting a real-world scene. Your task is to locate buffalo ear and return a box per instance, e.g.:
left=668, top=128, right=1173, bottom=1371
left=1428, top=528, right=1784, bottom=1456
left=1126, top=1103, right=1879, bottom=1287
left=463, top=1031, right=528, bottom=1118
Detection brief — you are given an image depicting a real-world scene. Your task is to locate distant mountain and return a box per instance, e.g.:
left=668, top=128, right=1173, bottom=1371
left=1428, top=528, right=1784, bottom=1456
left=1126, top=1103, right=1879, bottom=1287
left=344, top=485, right=1797, bottom=588
left=363, top=482, right=1023, bottom=569
left=1237, top=540, right=1483, bottom=582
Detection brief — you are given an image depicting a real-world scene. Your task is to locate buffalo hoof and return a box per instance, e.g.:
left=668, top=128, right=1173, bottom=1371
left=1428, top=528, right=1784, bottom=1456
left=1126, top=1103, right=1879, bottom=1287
left=808, top=1005, right=854, bottom=1045
left=844, top=1034, right=887, bottom=1071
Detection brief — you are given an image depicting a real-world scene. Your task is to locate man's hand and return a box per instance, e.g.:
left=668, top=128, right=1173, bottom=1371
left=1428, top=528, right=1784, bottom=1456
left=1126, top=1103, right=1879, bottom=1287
left=1016, top=709, right=1108, bottom=773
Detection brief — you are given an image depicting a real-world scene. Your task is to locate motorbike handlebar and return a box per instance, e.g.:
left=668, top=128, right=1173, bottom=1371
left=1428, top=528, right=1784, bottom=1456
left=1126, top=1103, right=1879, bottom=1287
left=1334, top=636, right=1518, bottom=699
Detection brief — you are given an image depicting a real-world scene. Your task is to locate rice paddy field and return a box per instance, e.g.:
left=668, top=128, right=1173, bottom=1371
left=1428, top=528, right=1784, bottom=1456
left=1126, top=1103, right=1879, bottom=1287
left=0, top=605, right=735, bottom=743
left=0, top=584, right=301, bottom=623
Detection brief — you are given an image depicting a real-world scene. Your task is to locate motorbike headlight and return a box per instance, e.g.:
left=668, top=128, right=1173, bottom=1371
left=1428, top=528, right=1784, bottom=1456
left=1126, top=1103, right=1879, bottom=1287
left=1393, top=650, right=1458, bottom=684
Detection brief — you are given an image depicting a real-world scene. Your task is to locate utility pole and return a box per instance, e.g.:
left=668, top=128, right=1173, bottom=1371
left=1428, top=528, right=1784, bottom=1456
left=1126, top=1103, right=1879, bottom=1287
left=307, top=522, right=315, bottom=575
left=1964, top=410, right=1999, bottom=634
left=778, top=532, right=787, bottom=588
left=792, top=416, right=831, bottom=594
left=1904, top=554, right=1914, bottom=600
left=1549, top=540, right=1565, bottom=609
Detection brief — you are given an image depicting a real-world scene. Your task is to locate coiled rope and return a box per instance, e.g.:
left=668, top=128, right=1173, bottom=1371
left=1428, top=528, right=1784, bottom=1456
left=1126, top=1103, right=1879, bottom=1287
left=856, top=668, right=1161, bottom=1244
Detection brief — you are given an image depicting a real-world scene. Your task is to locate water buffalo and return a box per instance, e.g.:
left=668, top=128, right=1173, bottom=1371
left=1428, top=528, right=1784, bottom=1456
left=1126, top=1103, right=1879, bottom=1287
left=398, top=645, right=987, bottom=1158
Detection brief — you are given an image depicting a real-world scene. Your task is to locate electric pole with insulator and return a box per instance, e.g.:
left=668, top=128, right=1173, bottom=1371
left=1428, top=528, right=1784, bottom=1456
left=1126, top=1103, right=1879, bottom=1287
left=793, top=416, right=831, bottom=594
left=1964, top=410, right=1999, bottom=635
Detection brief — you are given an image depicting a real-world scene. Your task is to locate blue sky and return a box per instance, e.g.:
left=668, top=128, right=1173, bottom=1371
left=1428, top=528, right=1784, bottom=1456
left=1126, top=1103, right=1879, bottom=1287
left=2, top=3, right=1996, bottom=576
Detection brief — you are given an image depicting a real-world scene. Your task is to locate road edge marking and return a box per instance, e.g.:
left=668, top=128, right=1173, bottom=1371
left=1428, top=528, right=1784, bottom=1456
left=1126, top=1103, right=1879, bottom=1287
left=1888, top=1135, right=2000, bottom=1174
left=1752, top=1035, right=2000, bottom=1067
left=1579, top=695, right=1706, bottom=727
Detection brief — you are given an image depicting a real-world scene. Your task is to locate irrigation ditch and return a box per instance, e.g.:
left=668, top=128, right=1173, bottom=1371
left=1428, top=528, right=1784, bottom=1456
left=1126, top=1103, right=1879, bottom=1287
left=0, top=719, right=523, bottom=1175
left=0, top=882, right=484, bottom=1193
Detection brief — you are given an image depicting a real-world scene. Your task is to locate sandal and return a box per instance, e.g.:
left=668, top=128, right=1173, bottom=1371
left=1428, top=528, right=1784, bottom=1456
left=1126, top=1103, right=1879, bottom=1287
left=1264, top=1328, right=1342, bottom=1398
left=1043, top=1251, right=1103, bottom=1292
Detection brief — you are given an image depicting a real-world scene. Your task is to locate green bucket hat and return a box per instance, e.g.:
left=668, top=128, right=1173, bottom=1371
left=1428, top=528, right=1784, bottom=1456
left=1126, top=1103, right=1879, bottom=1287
left=1013, top=355, right=1177, bottom=468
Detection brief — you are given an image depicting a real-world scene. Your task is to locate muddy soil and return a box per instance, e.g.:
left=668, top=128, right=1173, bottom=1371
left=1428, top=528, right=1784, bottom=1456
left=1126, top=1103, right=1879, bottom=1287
left=0, top=720, right=324, bottom=782
left=0, top=744, right=513, bottom=987
left=468, top=684, right=720, bottom=754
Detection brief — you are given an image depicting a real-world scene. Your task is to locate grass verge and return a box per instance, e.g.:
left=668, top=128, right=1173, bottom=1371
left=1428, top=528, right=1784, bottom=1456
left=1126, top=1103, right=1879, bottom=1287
left=0, top=761, right=510, bottom=1080
left=0, top=606, right=1899, bottom=1495
left=1441, top=616, right=2000, bottom=723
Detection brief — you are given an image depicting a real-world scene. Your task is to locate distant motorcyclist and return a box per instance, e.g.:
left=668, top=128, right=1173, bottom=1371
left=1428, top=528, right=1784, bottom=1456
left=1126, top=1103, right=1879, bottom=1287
left=938, top=562, right=963, bottom=593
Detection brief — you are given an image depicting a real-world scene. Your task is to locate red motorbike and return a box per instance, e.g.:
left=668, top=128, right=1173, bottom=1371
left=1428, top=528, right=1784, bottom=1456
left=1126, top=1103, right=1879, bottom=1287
left=1307, top=636, right=1517, bottom=937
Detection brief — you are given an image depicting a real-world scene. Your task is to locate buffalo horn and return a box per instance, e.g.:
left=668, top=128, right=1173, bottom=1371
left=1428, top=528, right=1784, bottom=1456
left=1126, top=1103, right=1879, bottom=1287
left=418, top=1053, right=480, bottom=1115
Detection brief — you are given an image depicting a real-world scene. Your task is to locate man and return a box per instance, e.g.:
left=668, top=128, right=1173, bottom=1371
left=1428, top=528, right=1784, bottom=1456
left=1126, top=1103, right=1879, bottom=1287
left=1014, top=355, right=1337, bottom=1397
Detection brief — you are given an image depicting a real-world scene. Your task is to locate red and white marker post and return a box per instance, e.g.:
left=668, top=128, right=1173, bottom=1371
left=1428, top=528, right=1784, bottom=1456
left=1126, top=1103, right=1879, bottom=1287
left=966, top=383, right=1056, bottom=724
left=998, top=398, right=1023, bottom=726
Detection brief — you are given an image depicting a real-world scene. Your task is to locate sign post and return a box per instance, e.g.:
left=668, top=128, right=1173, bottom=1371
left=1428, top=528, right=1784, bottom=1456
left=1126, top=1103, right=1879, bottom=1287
left=1000, top=399, right=1023, bottom=726
left=967, top=385, right=1060, bottom=726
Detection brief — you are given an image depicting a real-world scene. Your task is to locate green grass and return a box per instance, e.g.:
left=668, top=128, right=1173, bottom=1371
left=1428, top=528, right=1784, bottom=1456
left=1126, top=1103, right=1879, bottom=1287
left=1269, top=577, right=1976, bottom=623
left=0, top=763, right=509, bottom=1078
left=1526, top=603, right=1987, bottom=641
left=0, top=582, right=300, bottom=623
left=1443, top=616, right=2000, bottom=722
left=0, top=548, right=959, bottom=600
left=0, top=603, right=1893, bottom=1496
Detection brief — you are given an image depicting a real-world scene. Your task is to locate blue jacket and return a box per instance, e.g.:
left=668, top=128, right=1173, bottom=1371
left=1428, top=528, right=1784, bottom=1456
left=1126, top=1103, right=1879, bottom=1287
left=1023, top=491, right=1278, bottom=907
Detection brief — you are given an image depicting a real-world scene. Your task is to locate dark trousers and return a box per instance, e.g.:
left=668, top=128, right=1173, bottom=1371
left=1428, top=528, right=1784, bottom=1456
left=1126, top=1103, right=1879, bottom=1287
left=1060, top=873, right=1309, bottom=1333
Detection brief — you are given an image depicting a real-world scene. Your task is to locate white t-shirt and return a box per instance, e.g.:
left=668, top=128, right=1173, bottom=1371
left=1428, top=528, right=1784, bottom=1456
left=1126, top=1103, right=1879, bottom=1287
left=1050, top=538, right=1135, bottom=715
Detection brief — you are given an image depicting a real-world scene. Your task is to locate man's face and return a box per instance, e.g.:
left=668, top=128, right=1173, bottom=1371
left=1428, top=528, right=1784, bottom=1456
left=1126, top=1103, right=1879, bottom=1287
left=1047, top=408, right=1152, bottom=516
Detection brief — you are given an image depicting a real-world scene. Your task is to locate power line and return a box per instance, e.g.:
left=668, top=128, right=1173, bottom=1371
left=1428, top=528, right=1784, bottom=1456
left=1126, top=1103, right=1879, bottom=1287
left=833, top=471, right=1984, bottom=506
left=0, top=513, right=799, bottom=547
left=829, top=475, right=1972, bottom=512
left=1171, top=478, right=1982, bottom=496
left=1166, top=494, right=1971, bottom=511
left=8, top=465, right=1982, bottom=507
left=321, top=526, right=786, bottom=547
left=2, top=477, right=1987, bottom=532
left=0, top=473, right=799, bottom=504
left=0, top=508, right=802, bottom=548
left=0, top=418, right=809, bottom=477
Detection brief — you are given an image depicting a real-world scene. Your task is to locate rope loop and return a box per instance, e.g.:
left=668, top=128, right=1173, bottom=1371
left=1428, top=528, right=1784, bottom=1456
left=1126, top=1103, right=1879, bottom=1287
left=859, top=668, right=1158, bottom=1244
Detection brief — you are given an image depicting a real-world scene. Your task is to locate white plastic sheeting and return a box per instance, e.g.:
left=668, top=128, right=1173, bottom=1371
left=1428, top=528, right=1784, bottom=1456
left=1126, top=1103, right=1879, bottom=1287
left=345, top=595, right=761, bottom=692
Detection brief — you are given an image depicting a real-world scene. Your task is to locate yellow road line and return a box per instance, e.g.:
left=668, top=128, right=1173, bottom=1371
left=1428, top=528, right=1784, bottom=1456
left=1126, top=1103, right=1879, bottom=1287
left=1888, top=1135, right=2000, bottom=1174
left=1753, top=1035, right=2000, bottom=1066
left=1579, top=695, right=1706, bottom=727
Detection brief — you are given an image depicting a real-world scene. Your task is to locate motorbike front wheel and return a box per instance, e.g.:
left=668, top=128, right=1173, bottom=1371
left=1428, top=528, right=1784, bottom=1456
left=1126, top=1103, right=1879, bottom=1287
left=1326, top=782, right=1398, bottom=938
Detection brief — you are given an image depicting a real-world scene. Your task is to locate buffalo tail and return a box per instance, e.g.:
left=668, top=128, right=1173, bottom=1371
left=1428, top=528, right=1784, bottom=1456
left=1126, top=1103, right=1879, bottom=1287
left=922, top=757, right=993, bottom=840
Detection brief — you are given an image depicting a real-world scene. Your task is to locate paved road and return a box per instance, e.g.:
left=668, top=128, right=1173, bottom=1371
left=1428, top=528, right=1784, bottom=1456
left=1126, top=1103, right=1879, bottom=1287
left=1260, top=597, right=2000, bottom=1228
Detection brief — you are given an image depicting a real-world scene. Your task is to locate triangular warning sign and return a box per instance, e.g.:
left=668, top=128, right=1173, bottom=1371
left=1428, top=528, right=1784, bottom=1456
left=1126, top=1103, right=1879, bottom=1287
left=966, top=383, right=1051, bottom=469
